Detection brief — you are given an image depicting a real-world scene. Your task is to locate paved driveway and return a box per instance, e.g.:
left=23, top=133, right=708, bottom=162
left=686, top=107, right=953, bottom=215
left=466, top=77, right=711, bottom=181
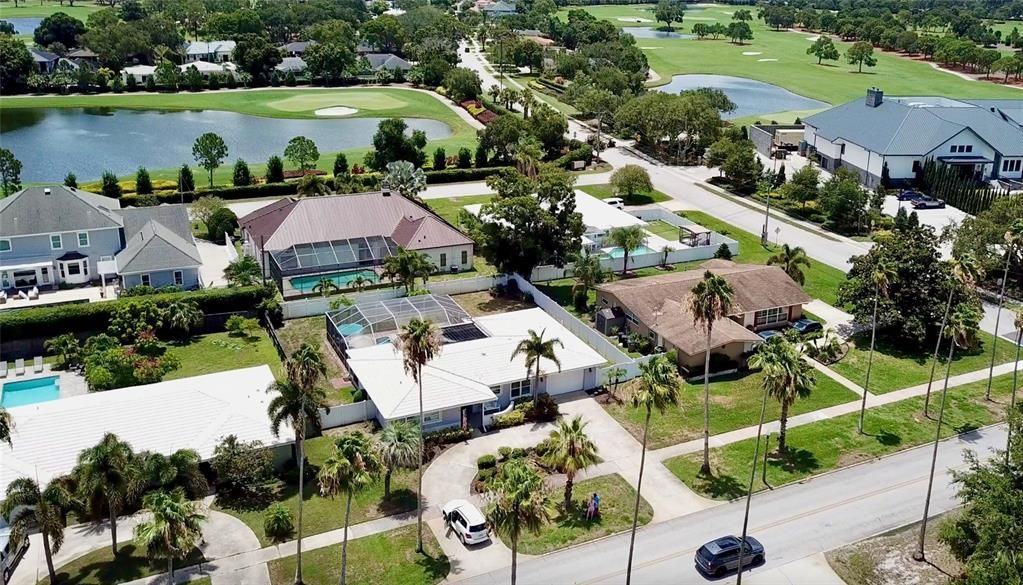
left=196, top=239, right=232, bottom=288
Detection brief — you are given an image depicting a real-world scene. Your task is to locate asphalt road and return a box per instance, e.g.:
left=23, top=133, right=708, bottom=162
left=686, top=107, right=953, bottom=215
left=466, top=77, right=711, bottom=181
left=459, top=425, right=1006, bottom=585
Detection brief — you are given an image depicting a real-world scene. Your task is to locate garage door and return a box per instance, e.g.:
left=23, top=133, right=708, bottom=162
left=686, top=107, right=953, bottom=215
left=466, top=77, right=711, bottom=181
left=544, top=370, right=585, bottom=396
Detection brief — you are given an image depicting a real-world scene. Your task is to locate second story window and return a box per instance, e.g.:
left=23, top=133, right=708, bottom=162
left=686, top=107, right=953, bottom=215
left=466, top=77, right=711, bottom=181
left=50, top=234, right=62, bottom=250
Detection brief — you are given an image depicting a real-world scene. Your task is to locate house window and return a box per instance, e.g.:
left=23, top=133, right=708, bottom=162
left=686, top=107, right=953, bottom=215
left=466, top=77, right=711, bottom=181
left=100, top=255, right=113, bottom=262
left=82, top=261, right=88, bottom=276
left=911, top=160, right=921, bottom=173
left=461, top=250, right=468, bottom=265
left=141, top=273, right=151, bottom=286
left=965, top=145, right=973, bottom=153
left=0, top=239, right=10, bottom=253
left=439, top=253, right=447, bottom=267
left=484, top=385, right=502, bottom=415
left=66, top=263, right=81, bottom=276
left=77, top=232, right=90, bottom=247
left=839, top=143, right=846, bottom=155
left=510, top=379, right=532, bottom=399
left=50, top=234, right=62, bottom=250
left=755, top=307, right=787, bottom=326
left=174, top=270, right=184, bottom=286
left=422, top=411, right=442, bottom=425
left=1003, top=159, right=1022, bottom=173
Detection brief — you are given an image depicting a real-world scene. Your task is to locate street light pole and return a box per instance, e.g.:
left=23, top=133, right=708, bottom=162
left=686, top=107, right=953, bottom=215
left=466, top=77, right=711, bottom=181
left=736, top=382, right=771, bottom=585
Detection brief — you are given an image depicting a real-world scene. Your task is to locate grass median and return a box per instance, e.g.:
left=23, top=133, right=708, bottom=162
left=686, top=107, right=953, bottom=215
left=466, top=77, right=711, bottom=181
left=40, top=544, right=204, bottom=585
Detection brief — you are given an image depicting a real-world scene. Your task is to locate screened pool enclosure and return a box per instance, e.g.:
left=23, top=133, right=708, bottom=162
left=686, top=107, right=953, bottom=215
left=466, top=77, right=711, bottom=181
left=326, top=295, right=482, bottom=354
left=268, top=236, right=400, bottom=297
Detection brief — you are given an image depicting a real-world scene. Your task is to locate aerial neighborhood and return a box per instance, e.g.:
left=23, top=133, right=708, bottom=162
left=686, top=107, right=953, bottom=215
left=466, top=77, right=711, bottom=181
left=1, top=0, right=1023, bottom=584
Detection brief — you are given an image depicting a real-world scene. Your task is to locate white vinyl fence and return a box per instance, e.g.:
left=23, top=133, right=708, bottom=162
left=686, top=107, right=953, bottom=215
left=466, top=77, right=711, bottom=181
left=319, top=400, right=378, bottom=429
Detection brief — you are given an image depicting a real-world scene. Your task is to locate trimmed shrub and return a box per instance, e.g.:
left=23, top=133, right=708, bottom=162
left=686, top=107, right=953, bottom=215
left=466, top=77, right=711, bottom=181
left=497, top=446, right=513, bottom=460
left=476, top=454, right=497, bottom=470
left=554, top=144, right=593, bottom=170
left=457, top=147, right=472, bottom=169
left=423, top=427, right=472, bottom=447
left=263, top=504, right=295, bottom=542
left=492, top=409, right=525, bottom=429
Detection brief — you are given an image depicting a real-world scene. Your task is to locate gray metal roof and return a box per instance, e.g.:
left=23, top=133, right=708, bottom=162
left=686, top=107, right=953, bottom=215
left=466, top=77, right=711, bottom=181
left=120, top=204, right=192, bottom=242
left=275, top=57, right=307, bottom=72
left=804, top=96, right=1023, bottom=157
left=364, top=53, right=411, bottom=71
left=0, top=186, right=122, bottom=237
left=185, top=40, right=236, bottom=55
left=115, top=219, right=202, bottom=274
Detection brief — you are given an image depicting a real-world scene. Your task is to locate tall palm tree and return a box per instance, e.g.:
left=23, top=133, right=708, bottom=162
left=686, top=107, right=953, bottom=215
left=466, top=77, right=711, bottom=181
left=1007, top=310, right=1023, bottom=465
left=543, top=415, right=599, bottom=509
left=748, top=337, right=815, bottom=453
left=519, top=86, right=536, bottom=118
left=267, top=348, right=328, bottom=585
left=624, top=355, right=683, bottom=585
left=318, top=432, right=382, bottom=585
left=0, top=407, right=12, bottom=446
left=397, top=318, right=441, bottom=553
left=985, top=221, right=1023, bottom=401
left=923, top=254, right=980, bottom=416
left=766, top=244, right=811, bottom=285
left=512, top=137, right=543, bottom=178
left=164, top=300, right=203, bottom=338
left=75, top=433, right=141, bottom=556
left=141, top=449, right=209, bottom=499
left=571, top=250, right=605, bottom=304
left=689, top=270, right=734, bottom=476
left=2, top=476, right=78, bottom=584
left=378, top=420, right=420, bottom=500
left=511, top=328, right=563, bottom=407
left=312, top=277, right=340, bottom=297
left=45, top=333, right=82, bottom=369
left=607, top=225, right=647, bottom=279
left=605, top=366, right=627, bottom=404
left=133, top=489, right=205, bottom=583
left=485, top=459, right=555, bottom=585
left=858, top=262, right=896, bottom=435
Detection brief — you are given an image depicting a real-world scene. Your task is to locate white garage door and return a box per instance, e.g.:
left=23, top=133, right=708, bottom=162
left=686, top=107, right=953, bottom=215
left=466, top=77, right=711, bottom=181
left=544, top=370, right=585, bottom=396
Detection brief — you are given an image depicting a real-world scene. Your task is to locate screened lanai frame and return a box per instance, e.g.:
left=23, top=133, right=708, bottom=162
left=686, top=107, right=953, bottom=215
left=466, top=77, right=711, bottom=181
left=270, top=236, right=400, bottom=277
left=326, top=294, right=474, bottom=353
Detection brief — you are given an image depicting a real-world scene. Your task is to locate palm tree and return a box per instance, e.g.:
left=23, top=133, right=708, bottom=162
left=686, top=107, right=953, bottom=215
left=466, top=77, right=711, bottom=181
left=384, top=160, right=427, bottom=201
left=519, top=86, right=536, bottom=118
left=605, top=366, right=627, bottom=404
left=225, top=254, right=262, bottom=287
left=607, top=225, right=647, bottom=279
left=858, top=262, right=896, bottom=434
left=378, top=420, right=420, bottom=500
left=571, top=250, right=605, bottom=304
left=1, top=476, right=78, bottom=584
left=0, top=407, right=13, bottom=446
left=382, top=248, right=435, bottom=294
left=312, top=277, right=339, bottom=297
left=297, top=174, right=329, bottom=197
left=268, top=348, right=328, bottom=585
left=397, top=318, right=441, bottom=553
left=133, top=489, right=205, bottom=583
left=767, top=244, right=811, bottom=285
left=511, top=328, right=564, bottom=407
left=543, top=415, right=599, bottom=509
left=748, top=337, right=815, bottom=453
left=624, top=355, right=683, bottom=585
left=485, top=459, right=556, bottom=585
left=318, top=432, right=382, bottom=585
left=351, top=274, right=370, bottom=292
left=45, top=333, right=82, bottom=369
left=688, top=270, right=734, bottom=476
left=163, top=300, right=203, bottom=338
left=74, top=433, right=141, bottom=556
left=985, top=221, right=1023, bottom=401
left=141, top=449, right=209, bottom=499
left=512, top=137, right=543, bottom=178
left=1006, top=310, right=1023, bottom=465
left=923, top=254, right=980, bottom=416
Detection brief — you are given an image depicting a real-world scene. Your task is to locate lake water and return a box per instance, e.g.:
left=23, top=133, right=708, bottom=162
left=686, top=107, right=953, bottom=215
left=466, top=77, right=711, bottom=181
left=3, top=17, right=41, bottom=34
left=0, top=108, right=453, bottom=182
left=654, top=74, right=827, bottom=119
left=627, top=27, right=693, bottom=39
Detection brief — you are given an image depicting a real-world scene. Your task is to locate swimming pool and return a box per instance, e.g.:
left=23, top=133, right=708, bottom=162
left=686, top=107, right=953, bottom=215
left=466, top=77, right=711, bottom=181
left=289, top=269, right=379, bottom=293
left=1, top=376, right=61, bottom=408
left=605, top=245, right=657, bottom=258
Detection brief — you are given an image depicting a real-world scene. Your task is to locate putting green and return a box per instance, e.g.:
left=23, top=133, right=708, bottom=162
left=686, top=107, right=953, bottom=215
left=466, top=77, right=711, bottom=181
left=268, top=91, right=410, bottom=113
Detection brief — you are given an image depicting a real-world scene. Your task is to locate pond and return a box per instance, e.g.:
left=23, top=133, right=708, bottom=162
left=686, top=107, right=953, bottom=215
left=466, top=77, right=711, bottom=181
left=2, top=17, right=41, bottom=34
left=654, top=74, right=827, bottom=119
left=0, top=108, right=453, bottom=183
left=626, top=27, right=693, bottom=39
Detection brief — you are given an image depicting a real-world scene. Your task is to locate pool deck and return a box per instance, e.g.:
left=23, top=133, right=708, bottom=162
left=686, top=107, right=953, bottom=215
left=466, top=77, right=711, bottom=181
left=1, top=366, right=88, bottom=401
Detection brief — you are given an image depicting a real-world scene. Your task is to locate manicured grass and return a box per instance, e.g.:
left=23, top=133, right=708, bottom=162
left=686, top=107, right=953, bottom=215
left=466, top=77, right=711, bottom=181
left=644, top=219, right=683, bottom=241
left=664, top=372, right=1017, bottom=500
left=516, top=474, right=652, bottom=555
left=828, top=331, right=1020, bottom=394
left=267, top=524, right=449, bottom=585
left=163, top=330, right=284, bottom=380
left=41, top=543, right=204, bottom=585
left=677, top=210, right=847, bottom=306
left=277, top=316, right=357, bottom=405
left=214, top=435, right=417, bottom=547
left=0, top=2, right=102, bottom=19
left=578, top=183, right=672, bottom=205
left=604, top=369, right=859, bottom=450
left=425, top=194, right=494, bottom=226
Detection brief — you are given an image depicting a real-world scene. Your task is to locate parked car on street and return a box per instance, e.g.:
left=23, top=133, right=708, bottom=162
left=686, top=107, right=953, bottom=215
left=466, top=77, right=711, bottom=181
left=792, top=318, right=823, bottom=335
left=442, top=500, right=491, bottom=546
left=897, top=190, right=925, bottom=201
left=695, top=535, right=765, bottom=577
left=912, top=197, right=946, bottom=209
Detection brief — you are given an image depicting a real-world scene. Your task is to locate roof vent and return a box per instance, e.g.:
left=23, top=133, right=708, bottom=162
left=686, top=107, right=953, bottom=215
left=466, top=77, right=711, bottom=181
left=44, top=188, right=51, bottom=195
left=382, top=189, right=391, bottom=197
left=865, top=87, right=883, bottom=108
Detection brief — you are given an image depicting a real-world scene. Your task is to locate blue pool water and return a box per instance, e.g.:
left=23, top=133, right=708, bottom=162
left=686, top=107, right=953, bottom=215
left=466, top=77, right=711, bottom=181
left=606, top=245, right=657, bottom=258
left=1, top=376, right=60, bottom=408
left=289, top=269, right=379, bottom=293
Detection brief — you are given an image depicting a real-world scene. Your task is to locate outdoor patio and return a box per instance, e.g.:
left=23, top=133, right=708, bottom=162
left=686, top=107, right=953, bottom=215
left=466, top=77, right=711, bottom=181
left=0, top=284, right=116, bottom=311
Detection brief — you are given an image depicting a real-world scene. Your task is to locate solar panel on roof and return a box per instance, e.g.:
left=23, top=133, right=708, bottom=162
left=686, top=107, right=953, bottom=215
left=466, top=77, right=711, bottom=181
left=440, top=323, right=487, bottom=344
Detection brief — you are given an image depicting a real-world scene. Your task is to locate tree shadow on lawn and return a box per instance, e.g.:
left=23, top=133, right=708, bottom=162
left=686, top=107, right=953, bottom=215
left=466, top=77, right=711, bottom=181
left=766, top=447, right=819, bottom=475
left=416, top=550, right=453, bottom=582
left=376, top=488, right=418, bottom=516
left=691, top=470, right=746, bottom=500
left=49, top=544, right=204, bottom=585
left=215, top=482, right=281, bottom=513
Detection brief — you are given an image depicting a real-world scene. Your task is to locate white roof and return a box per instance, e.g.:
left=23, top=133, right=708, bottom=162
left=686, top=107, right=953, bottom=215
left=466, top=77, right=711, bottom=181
left=181, top=60, right=236, bottom=73
left=185, top=40, right=236, bottom=55
left=463, top=190, right=645, bottom=235
left=123, top=64, right=155, bottom=74
left=346, top=308, right=606, bottom=420
left=0, top=366, right=288, bottom=494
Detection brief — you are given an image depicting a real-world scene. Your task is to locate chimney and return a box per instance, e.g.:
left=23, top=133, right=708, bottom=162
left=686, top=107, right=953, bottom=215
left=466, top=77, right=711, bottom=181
left=865, top=87, right=883, bottom=108
left=382, top=188, right=391, bottom=197
left=44, top=187, right=51, bottom=195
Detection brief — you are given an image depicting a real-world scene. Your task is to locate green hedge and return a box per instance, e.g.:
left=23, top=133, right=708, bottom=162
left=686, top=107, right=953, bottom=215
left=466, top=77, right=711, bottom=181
left=0, top=286, right=271, bottom=340
left=425, top=166, right=510, bottom=184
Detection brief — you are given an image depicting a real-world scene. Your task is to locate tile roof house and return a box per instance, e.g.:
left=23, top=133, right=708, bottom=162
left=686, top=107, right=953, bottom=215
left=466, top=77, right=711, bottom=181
left=594, top=260, right=810, bottom=371
left=0, top=186, right=202, bottom=291
left=803, top=88, right=1023, bottom=188
left=184, top=40, right=236, bottom=63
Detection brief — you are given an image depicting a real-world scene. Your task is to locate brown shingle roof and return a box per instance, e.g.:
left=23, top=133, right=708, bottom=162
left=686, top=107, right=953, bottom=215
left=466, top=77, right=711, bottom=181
left=596, top=260, right=810, bottom=356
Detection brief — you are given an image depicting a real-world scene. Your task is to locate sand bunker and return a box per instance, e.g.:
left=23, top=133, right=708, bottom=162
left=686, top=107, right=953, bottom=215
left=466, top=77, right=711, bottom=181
left=685, top=16, right=716, bottom=20
left=805, top=35, right=821, bottom=41
left=640, top=46, right=663, bottom=50
left=742, top=51, right=763, bottom=56
left=618, top=17, right=651, bottom=22
left=314, top=106, right=358, bottom=116
left=758, top=58, right=779, bottom=62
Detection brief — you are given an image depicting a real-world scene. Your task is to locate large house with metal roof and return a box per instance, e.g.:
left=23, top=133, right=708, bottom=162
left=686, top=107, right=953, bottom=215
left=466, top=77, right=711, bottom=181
left=0, top=186, right=202, bottom=291
left=802, top=88, right=1023, bottom=188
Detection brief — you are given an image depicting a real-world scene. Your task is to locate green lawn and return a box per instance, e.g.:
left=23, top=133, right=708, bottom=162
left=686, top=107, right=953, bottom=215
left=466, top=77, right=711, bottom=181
left=214, top=435, right=417, bottom=547
left=41, top=543, right=204, bottom=585
left=2, top=88, right=477, bottom=185
left=267, top=524, right=449, bottom=585
left=517, top=474, right=652, bottom=555
left=277, top=316, right=357, bottom=405
left=644, top=219, right=683, bottom=241
left=664, top=372, right=1018, bottom=500
left=0, top=2, right=102, bottom=20
left=425, top=194, right=494, bottom=226
left=829, top=331, right=1020, bottom=394
left=578, top=184, right=671, bottom=205
left=604, top=368, right=859, bottom=450
left=163, top=330, right=284, bottom=380
left=677, top=210, right=847, bottom=305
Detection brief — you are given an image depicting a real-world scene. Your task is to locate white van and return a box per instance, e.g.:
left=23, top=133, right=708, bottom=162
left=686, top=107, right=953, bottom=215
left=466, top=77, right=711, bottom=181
left=1, top=520, right=28, bottom=585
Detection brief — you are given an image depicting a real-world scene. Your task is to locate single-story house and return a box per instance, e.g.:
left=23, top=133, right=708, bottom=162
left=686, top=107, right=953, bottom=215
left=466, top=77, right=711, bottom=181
left=180, top=60, right=237, bottom=78
left=594, top=260, right=811, bottom=371
left=332, top=296, right=605, bottom=430
left=0, top=366, right=291, bottom=494
left=122, top=64, right=156, bottom=84
left=239, top=191, right=474, bottom=297
left=29, top=47, right=58, bottom=73
left=275, top=56, right=307, bottom=74
left=803, top=88, right=1023, bottom=187
left=0, top=186, right=203, bottom=290
left=66, top=47, right=99, bottom=63
left=363, top=53, right=412, bottom=73
left=481, top=0, right=517, bottom=17
left=281, top=40, right=316, bottom=56
left=184, top=40, right=236, bottom=63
